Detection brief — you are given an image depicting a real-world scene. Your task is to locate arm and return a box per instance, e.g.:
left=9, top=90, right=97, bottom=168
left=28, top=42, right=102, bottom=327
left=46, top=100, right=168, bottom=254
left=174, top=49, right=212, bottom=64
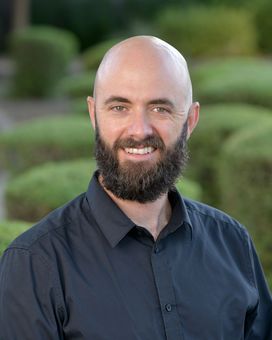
left=0, top=248, right=64, bottom=339
left=245, top=237, right=272, bottom=340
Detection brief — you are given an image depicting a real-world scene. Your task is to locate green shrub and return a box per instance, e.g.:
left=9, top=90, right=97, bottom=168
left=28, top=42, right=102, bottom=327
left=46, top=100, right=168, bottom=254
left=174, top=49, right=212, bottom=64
left=254, top=0, right=272, bottom=53
left=5, top=158, right=201, bottom=222
left=0, top=220, right=31, bottom=255
left=58, top=71, right=96, bottom=98
left=10, top=26, right=79, bottom=97
left=191, top=58, right=272, bottom=108
left=0, top=115, right=94, bottom=173
left=5, top=159, right=97, bottom=222
left=71, top=98, right=89, bottom=115
left=187, top=104, right=272, bottom=205
left=155, top=7, right=257, bottom=58
left=82, top=38, right=121, bottom=70
left=218, top=120, right=272, bottom=233
left=176, top=177, right=202, bottom=201
left=218, top=120, right=272, bottom=284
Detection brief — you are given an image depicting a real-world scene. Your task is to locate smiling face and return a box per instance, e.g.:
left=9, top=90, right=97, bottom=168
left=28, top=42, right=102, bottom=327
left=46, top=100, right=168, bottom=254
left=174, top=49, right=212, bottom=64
left=88, top=36, right=199, bottom=202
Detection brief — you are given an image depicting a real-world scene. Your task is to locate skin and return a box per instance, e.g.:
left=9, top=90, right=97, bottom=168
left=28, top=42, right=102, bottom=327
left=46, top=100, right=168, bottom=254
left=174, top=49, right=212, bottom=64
left=87, top=36, right=199, bottom=240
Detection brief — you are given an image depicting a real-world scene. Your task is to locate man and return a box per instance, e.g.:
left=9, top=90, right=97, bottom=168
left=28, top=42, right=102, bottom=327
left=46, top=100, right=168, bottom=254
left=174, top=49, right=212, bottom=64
left=0, top=36, right=271, bottom=339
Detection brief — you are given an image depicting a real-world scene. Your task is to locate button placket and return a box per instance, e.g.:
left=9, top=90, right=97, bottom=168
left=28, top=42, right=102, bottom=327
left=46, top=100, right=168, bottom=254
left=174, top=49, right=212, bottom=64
left=151, top=244, right=182, bottom=339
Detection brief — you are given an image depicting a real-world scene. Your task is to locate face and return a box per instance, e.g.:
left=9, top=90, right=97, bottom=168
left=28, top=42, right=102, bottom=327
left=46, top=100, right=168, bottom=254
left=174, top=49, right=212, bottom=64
left=94, top=115, right=189, bottom=202
left=88, top=41, right=199, bottom=202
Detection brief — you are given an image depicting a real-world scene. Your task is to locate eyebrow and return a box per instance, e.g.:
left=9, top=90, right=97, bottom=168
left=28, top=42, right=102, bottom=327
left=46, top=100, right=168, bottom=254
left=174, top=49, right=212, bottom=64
left=147, top=98, right=175, bottom=109
left=104, top=96, right=175, bottom=108
left=104, top=96, right=131, bottom=105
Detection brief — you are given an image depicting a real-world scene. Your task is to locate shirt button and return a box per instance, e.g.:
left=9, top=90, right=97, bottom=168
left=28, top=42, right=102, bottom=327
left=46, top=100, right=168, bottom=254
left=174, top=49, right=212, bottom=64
left=165, top=304, right=172, bottom=312
left=154, top=245, right=160, bottom=253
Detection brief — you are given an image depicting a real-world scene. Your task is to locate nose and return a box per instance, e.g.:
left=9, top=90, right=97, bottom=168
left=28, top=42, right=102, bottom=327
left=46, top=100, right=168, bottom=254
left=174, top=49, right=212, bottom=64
left=127, top=109, right=153, bottom=140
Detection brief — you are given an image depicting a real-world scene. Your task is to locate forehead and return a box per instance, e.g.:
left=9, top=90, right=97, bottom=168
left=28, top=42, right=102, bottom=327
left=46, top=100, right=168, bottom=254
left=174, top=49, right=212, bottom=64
left=95, top=43, right=190, bottom=106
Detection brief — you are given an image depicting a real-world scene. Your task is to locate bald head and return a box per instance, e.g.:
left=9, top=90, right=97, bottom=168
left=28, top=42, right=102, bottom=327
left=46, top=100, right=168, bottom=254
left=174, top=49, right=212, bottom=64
left=93, top=36, right=193, bottom=112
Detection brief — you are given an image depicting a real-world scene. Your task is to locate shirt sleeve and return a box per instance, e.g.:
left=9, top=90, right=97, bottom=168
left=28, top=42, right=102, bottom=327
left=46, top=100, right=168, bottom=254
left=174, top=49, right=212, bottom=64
left=0, top=247, right=64, bottom=339
left=245, top=236, right=272, bottom=340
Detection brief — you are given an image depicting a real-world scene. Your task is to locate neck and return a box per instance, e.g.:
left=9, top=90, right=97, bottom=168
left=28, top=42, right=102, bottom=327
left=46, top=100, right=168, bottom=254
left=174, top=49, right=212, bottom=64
left=99, top=176, right=172, bottom=240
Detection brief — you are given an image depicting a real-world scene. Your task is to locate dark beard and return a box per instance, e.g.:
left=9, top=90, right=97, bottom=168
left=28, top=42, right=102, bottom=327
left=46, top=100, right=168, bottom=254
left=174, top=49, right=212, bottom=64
left=95, top=121, right=189, bottom=203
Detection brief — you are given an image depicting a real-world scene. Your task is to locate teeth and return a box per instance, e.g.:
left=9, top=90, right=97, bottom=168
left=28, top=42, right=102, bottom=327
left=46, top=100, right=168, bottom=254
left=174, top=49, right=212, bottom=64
left=125, top=147, right=154, bottom=155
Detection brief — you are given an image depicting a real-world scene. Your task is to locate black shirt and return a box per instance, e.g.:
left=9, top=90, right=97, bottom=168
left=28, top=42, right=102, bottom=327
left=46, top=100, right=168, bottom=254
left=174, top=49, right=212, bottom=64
left=0, top=172, right=271, bottom=339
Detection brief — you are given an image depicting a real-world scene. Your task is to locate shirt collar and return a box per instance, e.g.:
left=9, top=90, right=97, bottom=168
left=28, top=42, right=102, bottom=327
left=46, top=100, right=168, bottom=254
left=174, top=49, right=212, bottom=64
left=86, top=171, right=193, bottom=247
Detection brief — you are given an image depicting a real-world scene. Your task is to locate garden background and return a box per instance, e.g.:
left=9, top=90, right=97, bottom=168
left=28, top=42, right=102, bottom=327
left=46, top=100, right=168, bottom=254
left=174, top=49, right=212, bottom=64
left=0, top=0, right=271, bottom=290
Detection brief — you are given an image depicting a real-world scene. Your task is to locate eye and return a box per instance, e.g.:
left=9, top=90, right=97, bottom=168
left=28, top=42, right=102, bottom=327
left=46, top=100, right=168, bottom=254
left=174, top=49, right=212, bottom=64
left=111, top=105, right=127, bottom=112
left=152, top=107, right=170, bottom=113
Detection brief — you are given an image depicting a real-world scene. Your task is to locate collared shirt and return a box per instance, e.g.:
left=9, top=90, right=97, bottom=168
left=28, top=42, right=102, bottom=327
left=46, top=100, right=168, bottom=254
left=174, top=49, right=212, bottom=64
left=0, top=172, right=271, bottom=340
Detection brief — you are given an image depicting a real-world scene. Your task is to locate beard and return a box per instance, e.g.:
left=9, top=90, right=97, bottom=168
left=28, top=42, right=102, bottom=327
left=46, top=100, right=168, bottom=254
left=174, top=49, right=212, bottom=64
left=95, top=121, right=189, bottom=203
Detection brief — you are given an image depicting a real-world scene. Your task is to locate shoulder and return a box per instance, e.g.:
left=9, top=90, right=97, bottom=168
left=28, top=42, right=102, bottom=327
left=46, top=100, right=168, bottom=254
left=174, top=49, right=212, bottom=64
left=183, top=197, right=250, bottom=241
left=6, top=192, right=87, bottom=253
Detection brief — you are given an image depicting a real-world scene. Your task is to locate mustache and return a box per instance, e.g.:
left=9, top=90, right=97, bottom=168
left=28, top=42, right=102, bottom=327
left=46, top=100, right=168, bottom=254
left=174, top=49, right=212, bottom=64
left=113, top=135, right=165, bottom=150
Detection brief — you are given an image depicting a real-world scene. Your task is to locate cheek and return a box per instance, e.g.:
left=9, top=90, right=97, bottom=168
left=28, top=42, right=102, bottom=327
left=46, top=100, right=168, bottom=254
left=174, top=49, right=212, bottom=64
left=97, top=119, right=124, bottom=146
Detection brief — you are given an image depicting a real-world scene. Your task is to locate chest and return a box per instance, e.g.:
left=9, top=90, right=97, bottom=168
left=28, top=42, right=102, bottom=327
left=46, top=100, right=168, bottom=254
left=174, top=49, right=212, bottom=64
left=57, top=235, right=257, bottom=340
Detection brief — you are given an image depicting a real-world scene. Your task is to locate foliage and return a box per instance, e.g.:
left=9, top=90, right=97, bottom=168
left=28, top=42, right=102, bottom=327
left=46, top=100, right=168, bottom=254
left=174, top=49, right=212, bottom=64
left=5, top=159, right=97, bottom=222
left=0, top=220, right=31, bottom=255
left=191, top=58, right=272, bottom=108
left=176, top=177, right=202, bottom=201
left=155, top=6, right=257, bottom=58
left=57, top=71, right=96, bottom=98
left=82, top=38, right=121, bottom=71
left=71, top=98, right=90, bottom=116
left=218, top=120, right=272, bottom=231
left=187, top=104, right=272, bottom=205
left=0, top=115, right=94, bottom=173
left=10, top=25, right=79, bottom=97
left=5, top=159, right=202, bottom=222
left=254, top=0, right=272, bottom=53
left=29, top=0, right=254, bottom=50
left=218, top=120, right=272, bottom=282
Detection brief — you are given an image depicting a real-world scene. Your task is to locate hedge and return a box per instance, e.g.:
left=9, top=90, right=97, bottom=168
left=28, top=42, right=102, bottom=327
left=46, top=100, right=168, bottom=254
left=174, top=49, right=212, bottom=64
left=187, top=104, right=272, bottom=205
left=218, top=120, right=272, bottom=282
left=0, top=220, right=31, bottom=255
left=0, top=115, right=95, bottom=173
left=155, top=6, right=257, bottom=58
left=191, top=58, right=272, bottom=108
left=254, top=0, right=272, bottom=53
left=71, top=98, right=90, bottom=115
left=5, top=159, right=202, bottom=222
left=82, top=38, right=121, bottom=70
left=58, top=71, right=96, bottom=98
left=10, top=26, right=79, bottom=97
left=218, top=120, right=272, bottom=233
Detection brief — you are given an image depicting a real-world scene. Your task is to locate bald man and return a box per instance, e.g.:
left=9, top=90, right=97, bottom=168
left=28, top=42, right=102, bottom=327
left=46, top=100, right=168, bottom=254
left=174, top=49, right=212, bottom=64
left=0, top=36, right=271, bottom=339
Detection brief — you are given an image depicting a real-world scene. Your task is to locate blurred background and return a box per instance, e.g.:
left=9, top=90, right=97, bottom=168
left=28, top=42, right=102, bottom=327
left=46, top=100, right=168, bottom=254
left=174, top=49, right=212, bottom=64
left=0, top=0, right=271, bottom=289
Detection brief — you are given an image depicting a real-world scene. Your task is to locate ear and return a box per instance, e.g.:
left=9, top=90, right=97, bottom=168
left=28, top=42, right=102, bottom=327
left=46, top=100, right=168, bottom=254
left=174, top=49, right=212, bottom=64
left=87, top=96, right=96, bottom=130
left=186, top=102, right=200, bottom=140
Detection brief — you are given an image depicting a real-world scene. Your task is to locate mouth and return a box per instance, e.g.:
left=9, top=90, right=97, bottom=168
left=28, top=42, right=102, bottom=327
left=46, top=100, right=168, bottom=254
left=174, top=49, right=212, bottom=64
left=124, top=147, right=155, bottom=155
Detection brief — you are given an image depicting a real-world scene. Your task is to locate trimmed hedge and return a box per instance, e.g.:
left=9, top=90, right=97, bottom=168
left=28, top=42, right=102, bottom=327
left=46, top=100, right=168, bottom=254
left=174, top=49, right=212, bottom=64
left=58, top=71, right=96, bottom=98
left=0, top=115, right=95, bottom=173
left=82, top=38, right=121, bottom=70
left=5, top=159, right=202, bottom=222
left=0, top=220, right=31, bottom=255
left=218, top=121, right=272, bottom=282
left=71, top=98, right=90, bottom=115
left=254, top=0, right=272, bottom=53
left=191, top=58, right=272, bottom=108
left=155, top=7, right=257, bottom=58
left=6, top=159, right=97, bottom=222
left=187, top=104, right=272, bottom=205
left=218, top=120, right=272, bottom=233
left=10, top=26, right=79, bottom=97
left=176, top=177, right=202, bottom=201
